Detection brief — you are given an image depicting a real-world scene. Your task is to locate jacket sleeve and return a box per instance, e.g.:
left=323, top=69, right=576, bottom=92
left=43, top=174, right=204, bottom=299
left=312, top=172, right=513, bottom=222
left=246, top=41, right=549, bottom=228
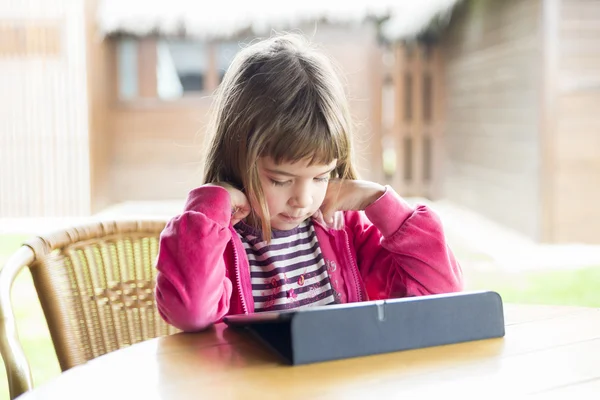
left=154, top=185, right=234, bottom=331
left=345, top=186, right=463, bottom=300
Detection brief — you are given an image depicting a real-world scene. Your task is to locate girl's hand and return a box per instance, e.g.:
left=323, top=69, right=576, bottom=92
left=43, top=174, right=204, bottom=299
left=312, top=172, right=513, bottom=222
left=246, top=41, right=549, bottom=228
left=319, top=179, right=386, bottom=224
left=212, top=182, right=251, bottom=225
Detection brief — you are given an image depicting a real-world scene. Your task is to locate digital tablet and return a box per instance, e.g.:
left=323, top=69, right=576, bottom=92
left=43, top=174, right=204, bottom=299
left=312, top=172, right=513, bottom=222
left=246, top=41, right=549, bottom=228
left=223, top=290, right=505, bottom=365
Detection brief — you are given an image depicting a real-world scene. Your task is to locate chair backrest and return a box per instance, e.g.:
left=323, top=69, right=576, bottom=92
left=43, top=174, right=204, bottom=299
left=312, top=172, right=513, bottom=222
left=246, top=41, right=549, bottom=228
left=0, top=220, right=179, bottom=399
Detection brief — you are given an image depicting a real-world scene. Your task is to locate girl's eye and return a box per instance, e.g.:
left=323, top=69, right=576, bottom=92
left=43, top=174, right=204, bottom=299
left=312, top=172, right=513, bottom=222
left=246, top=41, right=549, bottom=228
left=314, top=177, right=329, bottom=183
left=270, top=179, right=290, bottom=187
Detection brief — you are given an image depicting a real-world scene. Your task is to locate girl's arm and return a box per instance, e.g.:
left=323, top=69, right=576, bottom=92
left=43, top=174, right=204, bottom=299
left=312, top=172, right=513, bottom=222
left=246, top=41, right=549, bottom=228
left=346, top=187, right=463, bottom=300
left=154, top=185, right=234, bottom=331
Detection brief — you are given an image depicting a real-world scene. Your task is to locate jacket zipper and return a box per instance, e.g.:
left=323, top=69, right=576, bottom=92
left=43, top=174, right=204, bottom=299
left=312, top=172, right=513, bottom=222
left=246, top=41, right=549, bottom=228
left=344, top=232, right=363, bottom=302
left=231, top=239, right=248, bottom=314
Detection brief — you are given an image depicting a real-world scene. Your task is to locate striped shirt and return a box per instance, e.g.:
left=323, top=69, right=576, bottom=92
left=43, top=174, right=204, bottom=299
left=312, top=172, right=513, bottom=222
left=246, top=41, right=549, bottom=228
left=235, top=220, right=338, bottom=312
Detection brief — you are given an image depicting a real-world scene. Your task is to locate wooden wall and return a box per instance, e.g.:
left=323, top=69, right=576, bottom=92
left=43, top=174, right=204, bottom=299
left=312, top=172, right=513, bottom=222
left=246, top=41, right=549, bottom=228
left=548, top=0, right=600, bottom=243
left=440, top=0, right=543, bottom=240
left=310, top=24, right=382, bottom=183
left=86, top=0, right=113, bottom=213
left=108, top=101, right=209, bottom=202
left=550, top=0, right=600, bottom=243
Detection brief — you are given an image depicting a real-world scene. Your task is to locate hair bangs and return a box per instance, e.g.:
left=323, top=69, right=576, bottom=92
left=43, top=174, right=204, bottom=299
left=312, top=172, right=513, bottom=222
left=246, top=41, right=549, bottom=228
left=258, top=102, right=345, bottom=168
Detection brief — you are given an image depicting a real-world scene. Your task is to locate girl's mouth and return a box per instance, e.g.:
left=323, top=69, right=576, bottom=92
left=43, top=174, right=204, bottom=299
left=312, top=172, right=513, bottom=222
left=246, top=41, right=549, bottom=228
left=282, top=214, right=306, bottom=222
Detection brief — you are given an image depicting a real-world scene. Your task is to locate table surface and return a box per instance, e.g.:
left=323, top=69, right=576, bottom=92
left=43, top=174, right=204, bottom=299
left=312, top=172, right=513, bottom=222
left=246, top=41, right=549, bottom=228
left=20, top=303, right=600, bottom=399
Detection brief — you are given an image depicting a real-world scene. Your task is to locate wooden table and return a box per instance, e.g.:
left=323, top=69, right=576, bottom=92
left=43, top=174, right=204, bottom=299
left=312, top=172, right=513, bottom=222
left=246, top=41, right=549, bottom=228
left=20, top=304, right=600, bottom=399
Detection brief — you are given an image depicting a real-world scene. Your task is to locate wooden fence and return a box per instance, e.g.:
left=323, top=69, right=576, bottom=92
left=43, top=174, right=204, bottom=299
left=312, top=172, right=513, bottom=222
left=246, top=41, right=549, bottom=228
left=374, top=42, right=443, bottom=199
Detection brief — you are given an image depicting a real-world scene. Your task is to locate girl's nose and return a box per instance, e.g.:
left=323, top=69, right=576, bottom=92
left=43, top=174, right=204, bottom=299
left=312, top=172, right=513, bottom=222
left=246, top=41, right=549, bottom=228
left=290, top=188, right=313, bottom=209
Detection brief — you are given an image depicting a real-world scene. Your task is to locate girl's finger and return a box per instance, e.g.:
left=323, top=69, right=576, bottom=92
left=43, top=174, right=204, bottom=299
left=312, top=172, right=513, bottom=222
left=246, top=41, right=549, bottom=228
left=231, top=206, right=251, bottom=225
left=320, top=204, right=336, bottom=225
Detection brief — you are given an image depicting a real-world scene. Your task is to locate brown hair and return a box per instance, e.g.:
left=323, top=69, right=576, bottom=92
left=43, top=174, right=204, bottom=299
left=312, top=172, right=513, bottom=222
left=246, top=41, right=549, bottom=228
left=203, top=33, right=357, bottom=240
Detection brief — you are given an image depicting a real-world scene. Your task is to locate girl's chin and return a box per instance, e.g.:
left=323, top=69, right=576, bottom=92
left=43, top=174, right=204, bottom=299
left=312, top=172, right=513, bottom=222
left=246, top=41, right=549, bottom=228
left=271, top=214, right=308, bottom=230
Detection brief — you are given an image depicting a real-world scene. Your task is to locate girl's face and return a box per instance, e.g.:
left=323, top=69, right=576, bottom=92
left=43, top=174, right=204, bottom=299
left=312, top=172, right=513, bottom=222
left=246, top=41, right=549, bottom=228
left=257, top=157, right=337, bottom=231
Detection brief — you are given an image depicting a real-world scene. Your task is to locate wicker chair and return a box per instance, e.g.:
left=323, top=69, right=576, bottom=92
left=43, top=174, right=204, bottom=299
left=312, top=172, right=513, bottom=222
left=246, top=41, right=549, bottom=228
left=0, top=220, right=179, bottom=399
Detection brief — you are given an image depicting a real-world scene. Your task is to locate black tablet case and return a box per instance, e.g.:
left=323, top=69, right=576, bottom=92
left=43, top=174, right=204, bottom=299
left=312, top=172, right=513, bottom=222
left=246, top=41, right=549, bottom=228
left=226, top=291, right=505, bottom=365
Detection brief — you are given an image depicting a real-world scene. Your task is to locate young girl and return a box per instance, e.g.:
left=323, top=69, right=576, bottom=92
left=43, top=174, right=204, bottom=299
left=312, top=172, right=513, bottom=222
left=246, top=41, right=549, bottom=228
left=155, top=34, right=463, bottom=332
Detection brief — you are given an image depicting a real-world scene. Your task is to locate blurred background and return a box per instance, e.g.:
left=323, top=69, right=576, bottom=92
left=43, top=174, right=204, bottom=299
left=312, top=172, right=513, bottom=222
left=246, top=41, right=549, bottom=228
left=1, top=0, right=600, bottom=396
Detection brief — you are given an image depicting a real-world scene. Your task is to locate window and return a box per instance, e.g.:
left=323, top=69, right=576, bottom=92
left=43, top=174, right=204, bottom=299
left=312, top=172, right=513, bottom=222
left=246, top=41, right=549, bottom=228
left=117, top=38, right=138, bottom=100
left=115, top=37, right=240, bottom=101
left=157, top=39, right=207, bottom=99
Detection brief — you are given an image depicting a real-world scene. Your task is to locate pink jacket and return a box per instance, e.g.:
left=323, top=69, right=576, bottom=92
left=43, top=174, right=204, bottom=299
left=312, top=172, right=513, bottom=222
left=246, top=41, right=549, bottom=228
left=155, top=185, right=463, bottom=331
